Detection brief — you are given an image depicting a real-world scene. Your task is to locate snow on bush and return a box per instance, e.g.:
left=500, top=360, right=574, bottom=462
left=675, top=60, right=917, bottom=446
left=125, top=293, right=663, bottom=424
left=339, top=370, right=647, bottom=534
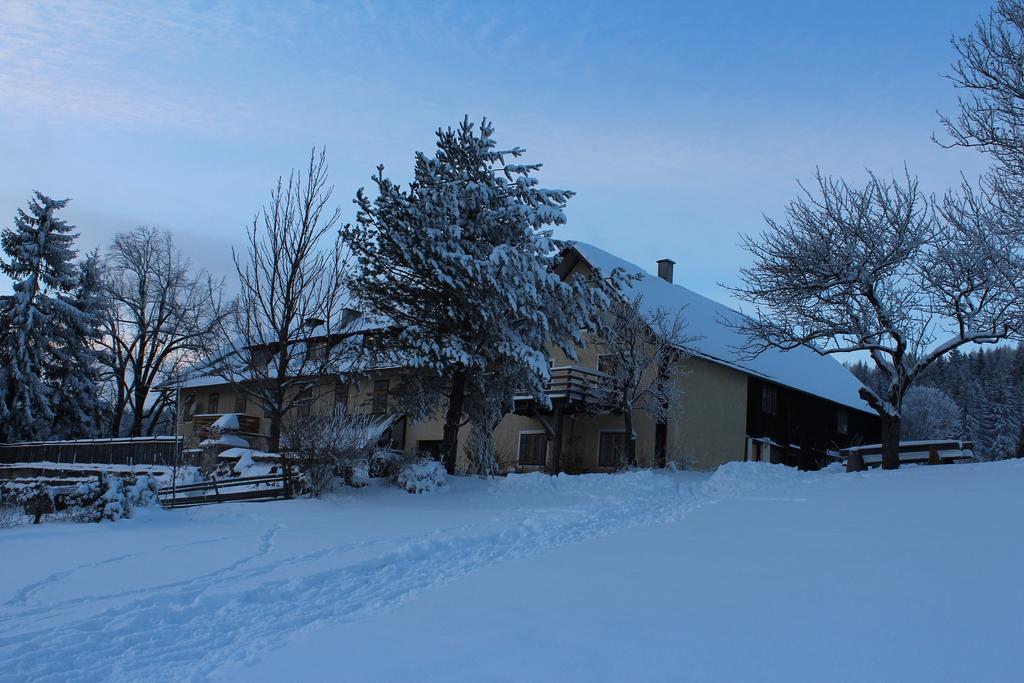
left=394, top=457, right=447, bottom=494
left=282, top=412, right=396, bottom=496
left=0, top=501, right=21, bottom=529
left=63, top=474, right=161, bottom=522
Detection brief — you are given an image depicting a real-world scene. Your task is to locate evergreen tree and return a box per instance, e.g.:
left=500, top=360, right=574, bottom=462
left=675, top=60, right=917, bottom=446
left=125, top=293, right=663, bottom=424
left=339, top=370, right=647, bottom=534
left=49, top=250, right=106, bottom=438
left=345, top=117, right=617, bottom=472
left=0, top=193, right=81, bottom=441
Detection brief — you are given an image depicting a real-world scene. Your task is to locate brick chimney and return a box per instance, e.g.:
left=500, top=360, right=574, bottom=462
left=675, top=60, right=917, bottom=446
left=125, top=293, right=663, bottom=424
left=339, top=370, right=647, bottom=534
left=656, top=258, right=675, bottom=283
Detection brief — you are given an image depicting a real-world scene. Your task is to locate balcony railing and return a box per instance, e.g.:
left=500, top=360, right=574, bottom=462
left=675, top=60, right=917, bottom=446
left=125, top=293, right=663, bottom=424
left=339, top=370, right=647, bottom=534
left=191, top=413, right=262, bottom=436
left=514, top=365, right=612, bottom=412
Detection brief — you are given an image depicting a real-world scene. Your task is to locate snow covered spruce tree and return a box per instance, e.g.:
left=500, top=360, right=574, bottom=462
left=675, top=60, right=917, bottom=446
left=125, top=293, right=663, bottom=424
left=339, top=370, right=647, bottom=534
left=49, top=250, right=106, bottom=439
left=0, top=193, right=99, bottom=441
left=733, top=170, right=1024, bottom=470
left=101, top=227, right=226, bottom=436
left=592, top=294, right=693, bottom=469
left=344, top=117, right=615, bottom=474
left=214, top=148, right=356, bottom=452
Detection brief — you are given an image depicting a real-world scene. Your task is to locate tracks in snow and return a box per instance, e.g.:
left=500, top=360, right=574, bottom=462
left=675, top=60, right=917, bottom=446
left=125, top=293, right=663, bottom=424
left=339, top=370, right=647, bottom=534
left=0, top=475, right=720, bottom=682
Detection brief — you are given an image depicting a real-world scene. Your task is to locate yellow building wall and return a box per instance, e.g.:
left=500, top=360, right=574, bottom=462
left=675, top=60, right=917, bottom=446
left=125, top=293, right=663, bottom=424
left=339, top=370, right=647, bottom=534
left=666, top=356, right=748, bottom=470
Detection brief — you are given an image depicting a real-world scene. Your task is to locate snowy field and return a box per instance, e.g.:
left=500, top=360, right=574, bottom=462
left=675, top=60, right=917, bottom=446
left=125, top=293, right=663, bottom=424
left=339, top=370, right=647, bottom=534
left=2, top=460, right=1022, bottom=682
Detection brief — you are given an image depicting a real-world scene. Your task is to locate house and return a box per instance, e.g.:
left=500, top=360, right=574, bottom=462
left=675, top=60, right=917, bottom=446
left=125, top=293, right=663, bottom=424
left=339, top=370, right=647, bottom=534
left=173, top=242, right=880, bottom=473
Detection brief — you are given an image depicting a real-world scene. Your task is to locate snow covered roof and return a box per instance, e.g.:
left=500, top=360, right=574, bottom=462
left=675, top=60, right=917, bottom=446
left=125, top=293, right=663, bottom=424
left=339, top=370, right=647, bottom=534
left=567, top=242, right=874, bottom=414
left=199, top=433, right=250, bottom=448
left=166, top=313, right=392, bottom=389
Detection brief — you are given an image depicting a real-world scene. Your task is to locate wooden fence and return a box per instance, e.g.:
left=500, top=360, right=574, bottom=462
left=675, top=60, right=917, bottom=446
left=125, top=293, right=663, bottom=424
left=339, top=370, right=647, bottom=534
left=0, top=436, right=183, bottom=467
left=159, top=474, right=288, bottom=508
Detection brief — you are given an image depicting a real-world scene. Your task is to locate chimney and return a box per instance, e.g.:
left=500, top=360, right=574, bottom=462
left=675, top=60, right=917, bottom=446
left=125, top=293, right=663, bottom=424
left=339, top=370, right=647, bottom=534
left=656, top=258, right=675, bottom=284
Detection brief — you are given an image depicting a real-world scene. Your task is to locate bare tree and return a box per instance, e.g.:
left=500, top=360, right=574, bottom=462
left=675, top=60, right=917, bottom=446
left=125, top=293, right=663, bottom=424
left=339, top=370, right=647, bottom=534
left=213, top=148, right=356, bottom=452
left=732, top=169, right=1024, bottom=469
left=938, top=0, right=1024, bottom=213
left=593, top=294, right=694, bottom=469
left=101, top=227, right=226, bottom=436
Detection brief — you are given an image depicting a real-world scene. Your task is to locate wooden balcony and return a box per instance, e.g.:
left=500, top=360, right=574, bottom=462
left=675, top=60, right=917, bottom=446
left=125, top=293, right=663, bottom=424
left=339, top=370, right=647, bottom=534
left=191, top=414, right=262, bottom=436
left=513, top=365, right=611, bottom=415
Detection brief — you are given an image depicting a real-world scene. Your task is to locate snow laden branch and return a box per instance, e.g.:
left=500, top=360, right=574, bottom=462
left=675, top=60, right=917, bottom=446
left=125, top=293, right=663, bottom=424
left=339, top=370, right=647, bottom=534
left=938, top=0, right=1024, bottom=218
left=343, top=117, right=620, bottom=474
left=731, top=168, right=1024, bottom=469
left=211, top=148, right=357, bottom=451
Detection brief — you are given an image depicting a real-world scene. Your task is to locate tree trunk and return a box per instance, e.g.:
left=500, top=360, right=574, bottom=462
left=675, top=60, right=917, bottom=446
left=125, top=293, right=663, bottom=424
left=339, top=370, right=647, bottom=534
left=440, top=369, right=467, bottom=474
left=623, top=409, right=636, bottom=469
left=130, top=391, right=147, bottom=437
left=881, top=412, right=901, bottom=470
left=268, top=409, right=282, bottom=453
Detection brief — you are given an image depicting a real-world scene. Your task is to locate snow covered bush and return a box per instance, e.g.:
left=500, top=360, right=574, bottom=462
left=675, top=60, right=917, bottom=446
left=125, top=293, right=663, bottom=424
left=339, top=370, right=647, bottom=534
left=62, top=474, right=160, bottom=523
left=282, top=412, right=395, bottom=496
left=394, top=457, right=447, bottom=494
left=368, top=449, right=404, bottom=479
left=0, top=483, right=36, bottom=527
left=0, top=501, right=20, bottom=529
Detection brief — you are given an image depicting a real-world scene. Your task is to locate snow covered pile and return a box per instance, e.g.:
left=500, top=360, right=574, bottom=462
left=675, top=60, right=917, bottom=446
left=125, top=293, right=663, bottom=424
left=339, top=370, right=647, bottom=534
left=394, top=458, right=447, bottom=494
left=700, top=460, right=814, bottom=498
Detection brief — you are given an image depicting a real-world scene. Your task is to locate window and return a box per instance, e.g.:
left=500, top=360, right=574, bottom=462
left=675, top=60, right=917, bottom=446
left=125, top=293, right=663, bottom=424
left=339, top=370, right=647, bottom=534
left=182, top=394, right=195, bottom=421
left=761, top=384, right=778, bottom=415
left=837, top=409, right=849, bottom=435
left=334, top=383, right=349, bottom=415
left=293, top=387, right=313, bottom=418
left=518, top=432, right=548, bottom=466
left=363, top=333, right=385, bottom=353
left=249, top=347, right=272, bottom=369
left=234, top=394, right=247, bottom=414
left=597, top=354, right=618, bottom=376
left=372, top=379, right=389, bottom=414
left=598, top=431, right=628, bottom=468
left=207, top=393, right=220, bottom=415
left=305, top=340, right=327, bottom=363
left=418, top=440, right=443, bottom=460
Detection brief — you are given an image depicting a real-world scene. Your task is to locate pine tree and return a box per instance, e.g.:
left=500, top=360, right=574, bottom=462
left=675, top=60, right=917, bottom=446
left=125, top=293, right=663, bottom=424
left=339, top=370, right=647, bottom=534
left=49, top=250, right=106, bottom=438
left=0, top=193, right=81, bottom=441
left=345, top=117, right=618, bottom=472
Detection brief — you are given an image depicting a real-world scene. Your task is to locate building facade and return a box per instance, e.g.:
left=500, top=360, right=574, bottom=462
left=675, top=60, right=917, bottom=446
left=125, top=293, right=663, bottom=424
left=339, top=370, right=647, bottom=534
left=174, top=243, right=880, bottom=473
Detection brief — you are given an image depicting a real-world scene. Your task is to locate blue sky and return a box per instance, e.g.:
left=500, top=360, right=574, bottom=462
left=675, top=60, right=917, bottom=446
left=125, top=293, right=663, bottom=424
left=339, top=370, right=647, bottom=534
left=0, top=0, right=994, bottom=304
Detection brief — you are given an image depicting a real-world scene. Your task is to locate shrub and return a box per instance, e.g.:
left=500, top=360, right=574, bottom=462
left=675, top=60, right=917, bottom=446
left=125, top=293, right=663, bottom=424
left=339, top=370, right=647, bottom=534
left=63, top=473, right=161, bottom=522
left=282, top=412, right=396, bottom=496
left=24, top=488, right=54, bottom=524
left=0, top=503, right=20, bottom=529
left=394, top=457, right=447, bottom=494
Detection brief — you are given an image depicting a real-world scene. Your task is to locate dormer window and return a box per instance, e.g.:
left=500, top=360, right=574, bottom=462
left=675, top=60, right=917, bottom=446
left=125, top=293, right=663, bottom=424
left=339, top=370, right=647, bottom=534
left=305, top=340, right=328, bottom=363
left=249, top=346, right=272, bottom=369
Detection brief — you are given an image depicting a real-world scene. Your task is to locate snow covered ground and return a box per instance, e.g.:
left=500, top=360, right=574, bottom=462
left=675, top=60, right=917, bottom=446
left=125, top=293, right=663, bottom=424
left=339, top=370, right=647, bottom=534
left=2, top=460, right=1022, bottom=682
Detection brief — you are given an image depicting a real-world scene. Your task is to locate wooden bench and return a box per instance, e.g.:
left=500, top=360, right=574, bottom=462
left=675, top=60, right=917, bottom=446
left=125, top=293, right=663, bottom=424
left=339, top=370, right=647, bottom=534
left=842, top=440, right=975, bottom=471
